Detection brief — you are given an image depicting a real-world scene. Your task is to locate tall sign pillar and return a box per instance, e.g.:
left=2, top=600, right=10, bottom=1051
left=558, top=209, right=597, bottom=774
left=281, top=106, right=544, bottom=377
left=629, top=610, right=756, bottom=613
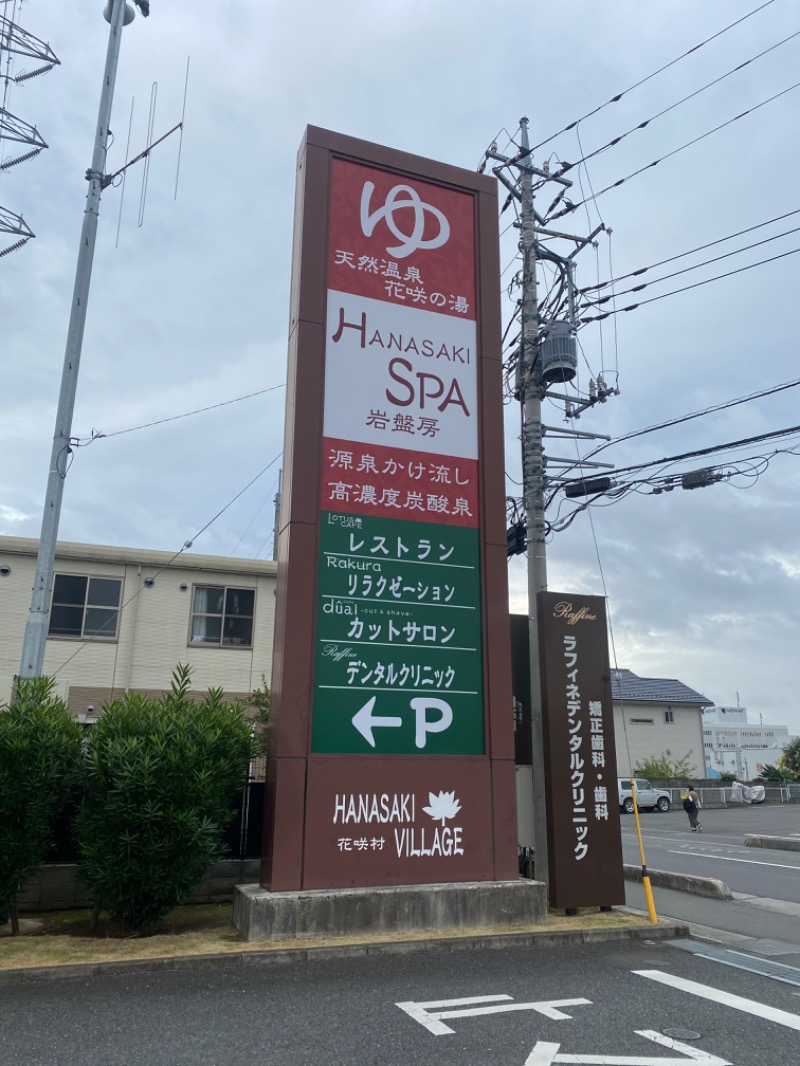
left=260, top=127, right=520, bottom=898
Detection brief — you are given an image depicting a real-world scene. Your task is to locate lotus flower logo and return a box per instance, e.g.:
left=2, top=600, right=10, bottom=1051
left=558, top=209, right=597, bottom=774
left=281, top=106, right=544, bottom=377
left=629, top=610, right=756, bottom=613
left=422, top=790, right=462, bottom=825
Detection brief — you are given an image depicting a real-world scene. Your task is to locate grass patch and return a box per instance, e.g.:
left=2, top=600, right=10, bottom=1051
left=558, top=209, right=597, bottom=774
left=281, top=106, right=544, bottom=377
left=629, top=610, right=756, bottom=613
left=0, top=903, right=657, bottom=972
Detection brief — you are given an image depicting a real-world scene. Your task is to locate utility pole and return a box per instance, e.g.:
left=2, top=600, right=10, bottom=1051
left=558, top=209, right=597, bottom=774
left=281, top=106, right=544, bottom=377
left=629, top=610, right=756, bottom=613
left=18, top=0, right=146, bottom=679
left=517, top=117, right=550, bottom=892
left=484, top=118, right=614, bottom=900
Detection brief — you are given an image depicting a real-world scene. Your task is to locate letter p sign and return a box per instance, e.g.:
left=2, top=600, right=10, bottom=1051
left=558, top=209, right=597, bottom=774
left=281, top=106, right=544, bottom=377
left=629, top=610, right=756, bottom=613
left=410, top=697, right=453, bottom=749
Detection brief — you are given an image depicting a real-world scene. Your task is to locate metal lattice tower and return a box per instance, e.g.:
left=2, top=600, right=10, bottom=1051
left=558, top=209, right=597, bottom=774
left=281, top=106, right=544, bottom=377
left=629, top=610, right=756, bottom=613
left=0, top=0, right=59, bottom=256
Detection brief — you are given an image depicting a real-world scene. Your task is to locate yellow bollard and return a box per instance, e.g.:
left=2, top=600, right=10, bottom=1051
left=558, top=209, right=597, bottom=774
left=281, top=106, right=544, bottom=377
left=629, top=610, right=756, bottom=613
left=630, top=778, right=659, bottom=924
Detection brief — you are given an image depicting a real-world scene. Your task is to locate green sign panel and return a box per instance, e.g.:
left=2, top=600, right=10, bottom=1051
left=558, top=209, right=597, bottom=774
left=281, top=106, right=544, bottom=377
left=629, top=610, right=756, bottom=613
left=312, top=511, right=484, bottom=754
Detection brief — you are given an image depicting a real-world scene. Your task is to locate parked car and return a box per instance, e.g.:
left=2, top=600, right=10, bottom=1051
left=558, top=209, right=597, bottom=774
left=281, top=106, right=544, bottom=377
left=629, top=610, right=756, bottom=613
left=618, top=778, right=671, bottom=813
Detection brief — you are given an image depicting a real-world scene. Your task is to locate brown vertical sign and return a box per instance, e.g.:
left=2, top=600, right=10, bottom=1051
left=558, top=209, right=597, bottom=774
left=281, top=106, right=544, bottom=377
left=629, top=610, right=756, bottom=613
left=537, top=592, right=625, bottom=909
left=262, top=126, right=517, bottom=891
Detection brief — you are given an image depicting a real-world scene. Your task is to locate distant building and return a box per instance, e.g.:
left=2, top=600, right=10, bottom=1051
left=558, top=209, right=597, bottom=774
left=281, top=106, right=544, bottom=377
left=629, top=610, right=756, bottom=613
left=702, top=706, right=793, bottom=779
left=609, top=668, right=711, bottom=777
left=702, top=705, right=748, bottom=725
left=509, top=615, right=711, bottom=778
left=0, top=536, right=276, bottom=716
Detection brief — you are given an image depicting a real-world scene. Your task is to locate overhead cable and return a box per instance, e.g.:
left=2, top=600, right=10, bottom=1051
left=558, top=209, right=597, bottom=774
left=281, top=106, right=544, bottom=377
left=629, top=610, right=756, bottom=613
left=555, top=29, right=800, bottom=179
left=582, top=207, right=800, bottom=292
left=580, top=244, right=800, bottom=323
left=552, top=79, right=800, bottom=221
left=78, top=383, right=285, bottom=444
left=531, top=0, right=777, bottom=152
left=580, top=222, right=800, bottom=308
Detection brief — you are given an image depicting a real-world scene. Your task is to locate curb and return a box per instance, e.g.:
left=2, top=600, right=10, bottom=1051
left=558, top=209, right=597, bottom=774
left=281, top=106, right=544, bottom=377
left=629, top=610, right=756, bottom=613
left=0, top=919, right=689, bottom=986
left=744, top=834, right=800, bottom=853
left=623, top=863, right=733, bottom=901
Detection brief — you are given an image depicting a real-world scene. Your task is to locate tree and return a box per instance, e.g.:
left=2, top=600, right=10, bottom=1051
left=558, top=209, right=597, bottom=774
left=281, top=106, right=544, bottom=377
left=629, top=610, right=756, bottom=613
left=76, top=665, right=258, bottom=933
left=0, top=678, right=83, bottom=934
left=757, top=763, right=785, bottom=783
left=777, top=738, right=800, bottom=782
left=633, top=752, right=695, bottom=779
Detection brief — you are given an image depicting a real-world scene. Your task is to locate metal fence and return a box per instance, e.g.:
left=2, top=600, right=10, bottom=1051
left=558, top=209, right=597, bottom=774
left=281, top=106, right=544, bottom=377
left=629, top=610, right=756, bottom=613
left=45, top=781, right=265, bottom=864
left=661, top=785, right=800, bottom=807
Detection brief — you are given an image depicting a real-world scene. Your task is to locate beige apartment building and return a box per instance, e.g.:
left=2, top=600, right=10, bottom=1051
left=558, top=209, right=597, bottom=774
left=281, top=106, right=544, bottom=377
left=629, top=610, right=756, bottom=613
left=0, top=537, right=277, bottom=716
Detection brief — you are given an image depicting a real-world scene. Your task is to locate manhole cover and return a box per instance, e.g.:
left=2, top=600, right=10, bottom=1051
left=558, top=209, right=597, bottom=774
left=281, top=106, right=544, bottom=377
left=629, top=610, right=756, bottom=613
left=663, top=1029, right=701, bottom=1041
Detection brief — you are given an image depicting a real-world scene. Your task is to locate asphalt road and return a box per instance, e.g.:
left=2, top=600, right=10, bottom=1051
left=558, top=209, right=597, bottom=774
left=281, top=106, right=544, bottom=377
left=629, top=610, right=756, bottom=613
left=621, top=803, right=800, bottom=956
left=3, top=937, right=800, bottom=1065
left=621, top=804, right=800, bottom=902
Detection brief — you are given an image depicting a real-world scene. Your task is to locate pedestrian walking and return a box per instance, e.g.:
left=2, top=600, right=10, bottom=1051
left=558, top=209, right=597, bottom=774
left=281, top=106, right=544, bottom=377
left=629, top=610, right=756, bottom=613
left=682, top=785, right=703, bottom=832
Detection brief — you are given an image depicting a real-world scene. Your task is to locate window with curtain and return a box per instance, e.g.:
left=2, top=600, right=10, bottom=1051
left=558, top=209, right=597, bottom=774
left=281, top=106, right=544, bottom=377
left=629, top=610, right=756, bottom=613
left=190, top=585, right=255, bottom=647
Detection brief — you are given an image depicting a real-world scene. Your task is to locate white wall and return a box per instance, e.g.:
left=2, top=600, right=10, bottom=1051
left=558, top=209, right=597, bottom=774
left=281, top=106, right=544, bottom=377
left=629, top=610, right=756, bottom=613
left=613, top=701, right=705, bottom=778
left=0, top=537, right=276, bottom=711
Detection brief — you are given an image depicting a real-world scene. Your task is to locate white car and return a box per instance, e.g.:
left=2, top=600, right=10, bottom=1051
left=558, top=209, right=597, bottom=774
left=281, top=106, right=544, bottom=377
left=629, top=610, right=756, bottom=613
left=618, top=778, right=672, bottom=813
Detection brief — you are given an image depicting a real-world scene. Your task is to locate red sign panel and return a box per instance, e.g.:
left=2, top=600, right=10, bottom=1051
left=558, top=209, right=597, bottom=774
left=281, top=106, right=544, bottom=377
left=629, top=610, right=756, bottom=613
left=263, top=127, right=516, bottom=891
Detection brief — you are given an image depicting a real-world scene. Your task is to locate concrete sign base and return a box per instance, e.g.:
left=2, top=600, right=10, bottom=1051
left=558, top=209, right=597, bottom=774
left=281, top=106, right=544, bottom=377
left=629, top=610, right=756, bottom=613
left=233, top=879, right=546, bottom=942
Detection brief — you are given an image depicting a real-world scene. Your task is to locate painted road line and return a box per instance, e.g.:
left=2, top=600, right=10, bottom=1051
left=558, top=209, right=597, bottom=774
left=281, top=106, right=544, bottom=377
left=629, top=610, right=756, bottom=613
left=396, top=995, right=592, bottom=1035
left=524, top=1029, right=730, bottom=1065
left=665, top=850, right=800, bottom=871
left=634, top=970, right=800, bottom=1031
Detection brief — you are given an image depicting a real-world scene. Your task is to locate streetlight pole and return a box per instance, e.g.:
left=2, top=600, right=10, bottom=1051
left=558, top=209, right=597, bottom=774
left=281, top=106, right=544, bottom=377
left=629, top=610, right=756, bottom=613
left=18, top=0, right=139, bottom=679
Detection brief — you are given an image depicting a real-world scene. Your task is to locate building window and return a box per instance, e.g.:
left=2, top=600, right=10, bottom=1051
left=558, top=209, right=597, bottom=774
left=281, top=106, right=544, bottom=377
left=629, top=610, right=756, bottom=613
left=190, top=585, right=254, bottom=647
left=630, top=717, right=654, bottom=724
left=49, top=574, right=122, bottom=640
left=665, top=709, right=674, bottom=724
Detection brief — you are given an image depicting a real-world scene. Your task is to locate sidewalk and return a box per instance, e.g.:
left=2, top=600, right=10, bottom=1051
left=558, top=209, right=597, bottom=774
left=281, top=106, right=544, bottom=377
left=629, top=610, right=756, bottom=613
left=0, top=903, right=688, bottom=985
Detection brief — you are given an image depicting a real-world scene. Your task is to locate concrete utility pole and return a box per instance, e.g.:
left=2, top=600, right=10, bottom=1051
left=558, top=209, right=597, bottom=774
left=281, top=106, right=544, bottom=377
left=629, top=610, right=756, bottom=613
left=485, top=118, right=611, bottom=900
left=517, top=117, right=550, bottom=893
left=18, top=0, right=141, bottom=679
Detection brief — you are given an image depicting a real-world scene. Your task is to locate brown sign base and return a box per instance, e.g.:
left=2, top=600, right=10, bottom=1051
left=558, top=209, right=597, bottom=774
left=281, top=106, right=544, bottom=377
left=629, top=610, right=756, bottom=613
left=233, top=879, right=546, bottom=942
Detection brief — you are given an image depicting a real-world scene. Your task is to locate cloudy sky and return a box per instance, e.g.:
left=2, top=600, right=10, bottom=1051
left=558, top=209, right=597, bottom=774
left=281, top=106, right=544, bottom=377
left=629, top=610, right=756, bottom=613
left=3, top=0, right=799, bottom=735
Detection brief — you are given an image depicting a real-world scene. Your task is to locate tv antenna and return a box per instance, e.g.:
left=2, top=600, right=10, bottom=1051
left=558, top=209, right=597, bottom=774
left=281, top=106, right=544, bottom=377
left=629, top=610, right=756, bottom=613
left=112, top=54, right=190, bottom=246
left=0, top=0, right=60, bottom=256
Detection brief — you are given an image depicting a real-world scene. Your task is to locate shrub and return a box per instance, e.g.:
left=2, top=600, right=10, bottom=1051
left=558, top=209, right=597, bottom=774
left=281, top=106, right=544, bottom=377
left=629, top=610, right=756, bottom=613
left=0, top=678, right=83, bottom=929
left=76, top=665, right=258, bottom=932
left=633, top=752, right=694, bottom=779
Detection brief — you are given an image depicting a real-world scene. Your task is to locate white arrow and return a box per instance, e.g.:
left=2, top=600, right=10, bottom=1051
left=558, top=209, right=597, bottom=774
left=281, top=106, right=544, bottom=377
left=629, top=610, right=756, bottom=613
left=524, top=1029, right=731, bottom=1066
left=352, top=696, right=402, bottom=747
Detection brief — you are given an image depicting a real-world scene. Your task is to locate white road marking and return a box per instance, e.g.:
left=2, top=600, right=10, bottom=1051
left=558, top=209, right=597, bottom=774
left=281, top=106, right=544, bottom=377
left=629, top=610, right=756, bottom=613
left=524, top=1029, right=730, bottom=1065
left=395, top=995, right=592, bottom=1035
left=634, top=969, right=800, bottom=1031
left=665, top=850, right=800, bottom=871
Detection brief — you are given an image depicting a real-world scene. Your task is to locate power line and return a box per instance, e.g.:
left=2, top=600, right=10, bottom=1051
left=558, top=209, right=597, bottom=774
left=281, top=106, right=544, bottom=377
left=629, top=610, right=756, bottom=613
left=582, top=207, right=800, bottom=292
left=553, top=79, right=800, bottom=222
left=555, top=29, right=800, bottom=179
left=593, top=379, right=800, bottom=456
left=580, top=222, right=800, bottom=308
left=580, top=243, right=800, bottom=323
left=600, top=424, right=800, bottom=480
left=77, top=383, right=285, bottom=444
left=531, top=0, right=777, bottom=152
left=546, top=378, right=800, bottom=489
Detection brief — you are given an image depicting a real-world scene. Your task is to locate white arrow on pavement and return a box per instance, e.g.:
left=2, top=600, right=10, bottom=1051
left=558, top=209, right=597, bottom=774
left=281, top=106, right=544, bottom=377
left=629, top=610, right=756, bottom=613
left=352, top=696, right=402, bottom=747
left=397, top=995, right=592, bottom=1036
left=524, top=1029, right=731, bottom=1066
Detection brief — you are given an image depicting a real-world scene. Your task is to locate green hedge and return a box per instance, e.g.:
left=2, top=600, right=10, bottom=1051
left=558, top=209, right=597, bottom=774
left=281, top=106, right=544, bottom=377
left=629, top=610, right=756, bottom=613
left=76, top=666, right=258, bottom=932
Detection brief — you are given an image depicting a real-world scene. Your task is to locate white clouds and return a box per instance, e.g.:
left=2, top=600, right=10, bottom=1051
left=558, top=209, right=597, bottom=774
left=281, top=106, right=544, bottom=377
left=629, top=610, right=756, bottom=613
left=4, top=0, right=800, bottom=734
